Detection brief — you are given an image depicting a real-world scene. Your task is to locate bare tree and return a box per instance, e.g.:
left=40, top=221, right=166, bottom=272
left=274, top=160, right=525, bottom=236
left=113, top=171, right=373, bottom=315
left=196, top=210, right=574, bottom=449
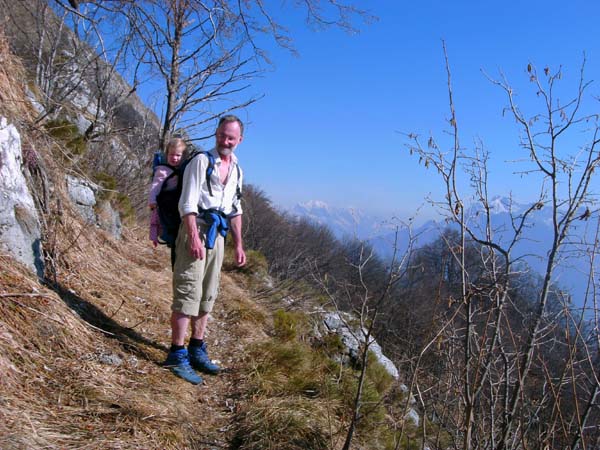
left=68, top=0, right=373, bottom=148
left=302, top=221, right=415, bottom=449
left=403, top=44, right=600, bottom=450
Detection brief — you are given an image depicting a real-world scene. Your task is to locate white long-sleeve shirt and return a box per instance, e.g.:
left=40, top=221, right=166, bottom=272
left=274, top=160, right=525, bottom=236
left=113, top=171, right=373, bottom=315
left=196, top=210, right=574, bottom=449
left=178, top=148, right=243, bottom=219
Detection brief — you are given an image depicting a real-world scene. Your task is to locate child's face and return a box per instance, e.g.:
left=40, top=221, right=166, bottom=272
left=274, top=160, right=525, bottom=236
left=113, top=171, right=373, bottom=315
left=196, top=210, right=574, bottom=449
left=167, top=146, right=184, bottom=166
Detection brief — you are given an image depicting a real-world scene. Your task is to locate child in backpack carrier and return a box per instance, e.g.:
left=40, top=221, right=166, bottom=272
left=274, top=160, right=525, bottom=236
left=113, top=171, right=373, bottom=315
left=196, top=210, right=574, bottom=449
left=148, top=138, right=186, bottom=247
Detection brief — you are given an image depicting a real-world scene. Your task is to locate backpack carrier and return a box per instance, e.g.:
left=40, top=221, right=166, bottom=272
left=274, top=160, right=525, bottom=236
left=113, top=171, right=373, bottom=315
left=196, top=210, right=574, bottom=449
left=153, top=150, right=242, bottom=248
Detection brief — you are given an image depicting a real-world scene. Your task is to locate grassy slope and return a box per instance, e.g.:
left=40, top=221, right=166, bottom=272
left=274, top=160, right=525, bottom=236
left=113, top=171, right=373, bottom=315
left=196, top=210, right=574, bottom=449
left=0, top=30, right=408, bottom=449
left=0, top=31, right=267, bottom=448
left=1, top=227, right=406, bottom=450
left=0, top=220, right=269, bottom=449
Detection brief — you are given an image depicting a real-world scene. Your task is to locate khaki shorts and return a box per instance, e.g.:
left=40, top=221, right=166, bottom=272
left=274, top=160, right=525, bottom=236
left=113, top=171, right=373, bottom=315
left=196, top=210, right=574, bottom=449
left=171, top=223, right=224, bottom=316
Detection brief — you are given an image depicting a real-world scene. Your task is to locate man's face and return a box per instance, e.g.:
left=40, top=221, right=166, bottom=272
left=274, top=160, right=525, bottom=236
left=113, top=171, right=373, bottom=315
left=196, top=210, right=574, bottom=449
left=216, top=121, right=243, bottom=156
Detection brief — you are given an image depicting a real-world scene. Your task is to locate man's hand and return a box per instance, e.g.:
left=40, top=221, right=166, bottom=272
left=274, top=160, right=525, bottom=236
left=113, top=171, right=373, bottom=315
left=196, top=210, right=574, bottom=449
left=183, top=213, right=204, bottom=260
left=189, top=233, right=205, bottom=260
left=234, top=245, right=246, bottom=267
left=230, top=215, right=246, bottom=267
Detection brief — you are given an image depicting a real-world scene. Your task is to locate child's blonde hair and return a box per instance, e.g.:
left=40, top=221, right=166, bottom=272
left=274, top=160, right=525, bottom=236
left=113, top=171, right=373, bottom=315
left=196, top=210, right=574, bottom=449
left=166, top=137, right=187, bottom=157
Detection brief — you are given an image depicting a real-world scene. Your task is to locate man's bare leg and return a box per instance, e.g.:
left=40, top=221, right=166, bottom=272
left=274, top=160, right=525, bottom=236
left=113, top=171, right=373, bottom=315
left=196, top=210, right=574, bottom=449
left=170, top=311, right=190, bottom=345
left=190, top=312, right=209, bottom=340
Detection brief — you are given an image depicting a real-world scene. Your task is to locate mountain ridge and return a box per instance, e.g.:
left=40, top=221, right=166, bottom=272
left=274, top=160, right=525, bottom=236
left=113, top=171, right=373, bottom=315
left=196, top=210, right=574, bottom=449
left=290, top=197, right=595, bottom=306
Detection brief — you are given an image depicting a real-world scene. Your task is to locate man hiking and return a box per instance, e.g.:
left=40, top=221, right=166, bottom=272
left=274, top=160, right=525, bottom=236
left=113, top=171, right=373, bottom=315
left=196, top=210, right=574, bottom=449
left=164, top=115, right=246, bottom=384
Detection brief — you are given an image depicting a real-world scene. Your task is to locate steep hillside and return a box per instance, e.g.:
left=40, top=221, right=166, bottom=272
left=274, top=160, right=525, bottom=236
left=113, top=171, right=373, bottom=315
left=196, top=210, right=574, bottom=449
left=0, top=24, right=263, bottom=449
left=0, top=173, right=410, bottom=449
left=0, top=16, right=419, bottom=447
left=0, top=225, right=267, bottom=449
left=1, top=226, right=413, bottom=450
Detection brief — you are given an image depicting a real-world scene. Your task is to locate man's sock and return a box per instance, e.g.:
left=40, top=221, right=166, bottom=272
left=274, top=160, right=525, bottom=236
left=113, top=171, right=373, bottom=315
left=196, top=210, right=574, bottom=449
left=189, top=338, right=204, bottom=348
left=170, top=344, right=185, bottom=353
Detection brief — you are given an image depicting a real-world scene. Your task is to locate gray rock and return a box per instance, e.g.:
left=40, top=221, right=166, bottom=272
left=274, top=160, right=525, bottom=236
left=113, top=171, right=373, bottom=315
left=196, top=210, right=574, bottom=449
left=367, top=339, right=399, bottom=379
left=322, top=311, right=399, bottom=379
left=65, top=176, right=122, bottom=239
left=399, top=383, right=417, bottom=405
left=24, top=86, right=45, bottom=115
left=98, top=353, right=123, bottom=366
left=66, top=175, right=97, bottom=223
left=0, top=118, right=44, bottom=277
left=405, top=408, right=420, bottom=427
left=323, top=311, right=354, bottom=332
left=324, top=312, right=342, bottom=331
left=126, top=356, right=139, bottom=367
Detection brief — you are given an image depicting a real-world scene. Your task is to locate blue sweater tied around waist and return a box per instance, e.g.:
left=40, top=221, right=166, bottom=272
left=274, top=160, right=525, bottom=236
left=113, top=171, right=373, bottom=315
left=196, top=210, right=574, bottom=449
left=200, top=209, right=229, bottom=249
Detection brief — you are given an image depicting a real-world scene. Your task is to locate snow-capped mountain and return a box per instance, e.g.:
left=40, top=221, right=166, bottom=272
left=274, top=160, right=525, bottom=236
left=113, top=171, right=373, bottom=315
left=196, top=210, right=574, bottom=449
left=290, top=198, right=597, bottom=307
left=290, top=200, right=392, bottom=240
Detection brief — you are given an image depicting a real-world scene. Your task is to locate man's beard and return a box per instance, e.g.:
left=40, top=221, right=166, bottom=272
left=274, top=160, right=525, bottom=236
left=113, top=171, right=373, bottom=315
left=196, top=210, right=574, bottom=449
left=218, top=146, right=236, bottom=156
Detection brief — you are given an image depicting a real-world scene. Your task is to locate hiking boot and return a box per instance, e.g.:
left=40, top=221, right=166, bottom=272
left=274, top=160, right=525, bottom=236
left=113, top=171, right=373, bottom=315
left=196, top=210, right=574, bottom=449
left=188, top=342, right=221, bottom=375
left=164, top=349, right=203, bottom=385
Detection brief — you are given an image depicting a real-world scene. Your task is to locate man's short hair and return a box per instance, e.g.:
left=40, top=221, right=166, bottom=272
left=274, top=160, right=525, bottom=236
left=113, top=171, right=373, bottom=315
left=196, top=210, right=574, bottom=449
left=218, top=115, right=244, bottom=136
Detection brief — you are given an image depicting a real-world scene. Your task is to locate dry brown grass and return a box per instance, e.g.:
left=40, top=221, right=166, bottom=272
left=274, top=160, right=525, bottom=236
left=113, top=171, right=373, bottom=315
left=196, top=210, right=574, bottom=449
left=0, top=16, right=264, bottom=449
left=0, top=165, right=268, bottom=449
left=0, top=25, right=400, bottom=450
left=0, top=32, right=272, bottom=447
left=0, top=30, right=34, bottom=124
left=232, top=396, right=337, bottom=450
left=0, top=191, right=397, bottom=449
left=0, top=218, right=274, bottom=449
left=0, top=101, right=283, bottom=447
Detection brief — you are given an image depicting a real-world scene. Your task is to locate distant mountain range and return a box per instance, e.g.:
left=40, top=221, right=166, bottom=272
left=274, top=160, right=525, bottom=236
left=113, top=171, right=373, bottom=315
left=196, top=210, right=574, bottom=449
left=289, top=198, right=597, bottom=308
left=290, top=200, right=394, bottom=240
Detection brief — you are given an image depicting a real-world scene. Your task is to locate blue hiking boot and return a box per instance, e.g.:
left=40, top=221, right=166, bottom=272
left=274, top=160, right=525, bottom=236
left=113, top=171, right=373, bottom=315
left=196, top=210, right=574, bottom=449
left=188, top=342, right=221, bottom=375
left=164, top=349, right=203, bottom=385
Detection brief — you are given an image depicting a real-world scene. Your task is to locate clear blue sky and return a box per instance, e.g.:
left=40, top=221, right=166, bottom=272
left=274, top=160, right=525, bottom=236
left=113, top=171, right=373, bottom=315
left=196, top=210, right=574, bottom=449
left=223, top=0, right=600, bottom=221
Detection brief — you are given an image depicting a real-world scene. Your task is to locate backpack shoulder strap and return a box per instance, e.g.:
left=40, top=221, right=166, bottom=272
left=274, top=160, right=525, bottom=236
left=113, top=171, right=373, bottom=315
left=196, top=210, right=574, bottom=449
left=202, top=151, right=215, bottom=197
left=174, top=151, right=200, bottom=194
left=152, top=151, right=164, bottom=169
left=177, top=151, right=216, bottom=196
left=230, top=162, right=243, bottom=214
left=151, top=150, right=165, bottom=179
left=235, top=163, right=242, bottom=200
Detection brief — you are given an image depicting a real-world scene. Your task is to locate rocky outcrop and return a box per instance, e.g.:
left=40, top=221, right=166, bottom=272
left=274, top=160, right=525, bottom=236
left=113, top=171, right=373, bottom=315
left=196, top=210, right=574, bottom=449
left=66, top=175, right=97, bottom=224
left=319, top=310, right=420, bottom=427
left=66, top=175, right=122, bottom=239
left=0, top=118, right=44, bottom=277
left=322, top=311, right=399, bottom=379
left=0, top=117, right=122, bottom=277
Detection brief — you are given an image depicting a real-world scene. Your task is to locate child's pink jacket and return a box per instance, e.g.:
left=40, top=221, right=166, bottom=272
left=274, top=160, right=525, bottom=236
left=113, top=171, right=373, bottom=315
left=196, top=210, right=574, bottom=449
left=148, top=166, right=178, bottom=243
